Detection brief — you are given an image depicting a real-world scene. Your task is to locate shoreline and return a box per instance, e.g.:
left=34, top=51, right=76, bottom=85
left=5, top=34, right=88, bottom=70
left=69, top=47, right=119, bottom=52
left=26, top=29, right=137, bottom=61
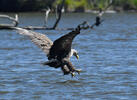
left=0, top=9, right=137, bottom=14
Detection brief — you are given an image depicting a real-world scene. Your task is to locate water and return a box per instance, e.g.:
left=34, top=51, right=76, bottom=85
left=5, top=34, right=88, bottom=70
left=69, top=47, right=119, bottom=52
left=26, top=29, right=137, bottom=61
left=0, top=12, right=137, bottom=100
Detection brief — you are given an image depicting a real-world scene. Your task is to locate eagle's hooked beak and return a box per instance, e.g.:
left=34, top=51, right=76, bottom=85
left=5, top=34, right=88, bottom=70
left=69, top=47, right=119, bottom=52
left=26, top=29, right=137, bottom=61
left=74, top=52, right=79, bottom=59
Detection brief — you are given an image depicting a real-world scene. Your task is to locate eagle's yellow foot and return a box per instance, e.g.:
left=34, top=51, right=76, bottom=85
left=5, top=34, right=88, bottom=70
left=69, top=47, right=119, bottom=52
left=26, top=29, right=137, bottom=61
left=71, top=72, right=75, bottom=77
left=75, top=69, right=82, bottom=74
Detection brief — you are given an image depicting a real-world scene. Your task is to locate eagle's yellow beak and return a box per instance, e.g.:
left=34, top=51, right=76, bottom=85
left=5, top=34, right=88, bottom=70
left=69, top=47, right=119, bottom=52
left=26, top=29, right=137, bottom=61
left=74, top=53, right=79, bottom=59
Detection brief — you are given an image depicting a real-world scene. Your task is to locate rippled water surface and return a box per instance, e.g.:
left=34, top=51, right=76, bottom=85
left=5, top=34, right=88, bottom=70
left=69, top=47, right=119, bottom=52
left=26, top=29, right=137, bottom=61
left=0, top=13, right=137, bottom=100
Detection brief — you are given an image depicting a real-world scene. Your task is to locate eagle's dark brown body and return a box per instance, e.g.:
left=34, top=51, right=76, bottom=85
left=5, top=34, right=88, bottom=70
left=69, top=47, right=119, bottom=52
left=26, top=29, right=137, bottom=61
left=48, top=29, right=80, bottom=60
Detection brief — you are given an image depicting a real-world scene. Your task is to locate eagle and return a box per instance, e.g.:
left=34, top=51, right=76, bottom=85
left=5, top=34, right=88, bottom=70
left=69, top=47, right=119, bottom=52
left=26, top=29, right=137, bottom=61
left=14, top=26, right=82, bottom=77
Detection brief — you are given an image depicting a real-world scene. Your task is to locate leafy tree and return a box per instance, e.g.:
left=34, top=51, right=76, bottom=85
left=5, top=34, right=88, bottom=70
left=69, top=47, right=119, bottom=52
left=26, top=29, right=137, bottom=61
left=0, top=0, right=137, bottom=12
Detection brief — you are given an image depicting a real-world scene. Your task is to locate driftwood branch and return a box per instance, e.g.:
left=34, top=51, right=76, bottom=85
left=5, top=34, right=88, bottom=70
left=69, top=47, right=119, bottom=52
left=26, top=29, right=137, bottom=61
left=44, top=8, right=51, bottom=27
left=52, top=0, right=65, bottom=29
left=73, top=0, right=114, bottom=31
left=0, top=0, right=113, bottom=30
left=0, top=14, right=19, bottom=29
left=23, top=0, right=65, bottom=30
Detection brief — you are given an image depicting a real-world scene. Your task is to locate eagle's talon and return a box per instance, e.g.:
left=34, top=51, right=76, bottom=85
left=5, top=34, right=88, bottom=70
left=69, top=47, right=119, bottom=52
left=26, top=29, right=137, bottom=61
left=71, top=72, right=75, bottom=77
left=75, top=69, right=82, bottom=74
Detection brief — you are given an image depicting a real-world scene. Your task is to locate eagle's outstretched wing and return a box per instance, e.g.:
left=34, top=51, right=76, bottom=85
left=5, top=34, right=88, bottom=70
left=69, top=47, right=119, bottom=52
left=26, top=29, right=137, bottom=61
left=48, top=28, right=80, bottom=60
left=14, top=27, right=53, bottom=56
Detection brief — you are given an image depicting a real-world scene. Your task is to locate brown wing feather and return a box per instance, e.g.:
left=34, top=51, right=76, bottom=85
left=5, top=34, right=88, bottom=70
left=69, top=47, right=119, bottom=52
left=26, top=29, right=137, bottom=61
left=14, top=27, right=53, bottom=56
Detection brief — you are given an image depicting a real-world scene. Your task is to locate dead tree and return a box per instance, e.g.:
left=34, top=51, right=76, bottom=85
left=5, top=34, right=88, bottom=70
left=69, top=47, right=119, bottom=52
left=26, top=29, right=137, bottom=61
left=52, top=0, right=65, bottom=29
left=22, top=0, right=65, bottom=30
left=0, top=14, right=19, bottom=29
left=44, top=8, right=51, bottom=27
left=0, top=0, right=113, bottom=30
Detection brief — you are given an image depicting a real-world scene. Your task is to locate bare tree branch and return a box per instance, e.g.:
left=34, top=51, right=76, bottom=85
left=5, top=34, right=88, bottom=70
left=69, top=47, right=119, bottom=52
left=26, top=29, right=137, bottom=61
left=0, top=14, right=19, bottom=29
left=0, top=0, right=113, bottom=31
left=44, top=8, right=51, bottom=27
left=18, top=0, right=65, bottom=30
left=74, top=0, right=114, bottom=31
left=52, top=0, right=65, bottom=29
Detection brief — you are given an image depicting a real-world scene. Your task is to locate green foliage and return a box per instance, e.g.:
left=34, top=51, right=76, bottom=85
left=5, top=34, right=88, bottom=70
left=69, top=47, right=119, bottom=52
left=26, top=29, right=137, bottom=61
left=0, top=0, right=137, bottom=12
left=0, top=0, right=55, bottom=12
left=130, top=0, right=137, bottom=8
left=54, top=0, right=88, bottom=10
left=113, top=0, right=137, bottom=9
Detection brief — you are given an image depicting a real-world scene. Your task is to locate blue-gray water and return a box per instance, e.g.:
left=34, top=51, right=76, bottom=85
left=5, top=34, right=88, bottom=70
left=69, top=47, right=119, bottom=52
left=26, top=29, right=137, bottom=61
left=0, top=13, right=137, bottom=100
